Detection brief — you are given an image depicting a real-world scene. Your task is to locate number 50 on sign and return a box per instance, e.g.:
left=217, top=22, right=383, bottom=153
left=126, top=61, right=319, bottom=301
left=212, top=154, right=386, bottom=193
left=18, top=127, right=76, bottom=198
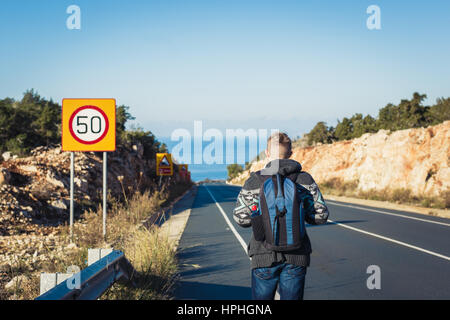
left=62, top=99, right=116, bottom=151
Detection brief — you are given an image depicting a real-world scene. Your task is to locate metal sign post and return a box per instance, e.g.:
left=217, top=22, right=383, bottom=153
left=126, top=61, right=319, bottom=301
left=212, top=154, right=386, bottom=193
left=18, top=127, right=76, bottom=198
left=103, top=152, right=107, bottom=240
left=62, top=98, right=116, bottom=244
left=69, top=152, right=74, bottom=243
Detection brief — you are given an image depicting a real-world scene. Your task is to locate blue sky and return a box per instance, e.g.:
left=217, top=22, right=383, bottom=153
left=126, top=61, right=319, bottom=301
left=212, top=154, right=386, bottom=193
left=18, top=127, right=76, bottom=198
left=1, top=0, right=449, bottom=138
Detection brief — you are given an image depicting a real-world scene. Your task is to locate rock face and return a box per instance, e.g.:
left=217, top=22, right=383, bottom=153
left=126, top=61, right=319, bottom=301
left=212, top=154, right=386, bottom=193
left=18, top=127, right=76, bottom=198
left=0, top=142, right=189, bottom=298
left=4, top=275, right=28, bottom=290
left=2, top=152, right=12, bottom=162
left=0, top=143, right=159, bottom=236
left=0, top=168, right=10, bottom=186
left=234, top=121, right=450, bottom=197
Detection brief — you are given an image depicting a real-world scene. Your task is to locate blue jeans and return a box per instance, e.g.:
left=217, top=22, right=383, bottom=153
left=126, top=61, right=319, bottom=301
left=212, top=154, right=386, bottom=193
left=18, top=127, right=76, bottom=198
left=252, top=263, right=307, bottom=300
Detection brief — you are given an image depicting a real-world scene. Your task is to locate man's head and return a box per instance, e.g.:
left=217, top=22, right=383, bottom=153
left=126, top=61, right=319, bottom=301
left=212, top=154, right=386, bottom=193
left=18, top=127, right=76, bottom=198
left=265, top=132, right=292, bottom=160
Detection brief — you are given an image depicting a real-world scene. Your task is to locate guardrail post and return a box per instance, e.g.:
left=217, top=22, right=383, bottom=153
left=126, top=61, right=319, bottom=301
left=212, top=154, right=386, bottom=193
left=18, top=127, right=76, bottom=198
left=88, top=248, right=113, bottom=266
left=36, top=250, right=135, bottom=300
left=40, top=273, right=74, bottom=295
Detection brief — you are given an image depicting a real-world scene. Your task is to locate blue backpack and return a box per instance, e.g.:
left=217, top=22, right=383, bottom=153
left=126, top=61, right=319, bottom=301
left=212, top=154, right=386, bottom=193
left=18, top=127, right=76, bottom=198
left=251, top=174, right=306, bottom=251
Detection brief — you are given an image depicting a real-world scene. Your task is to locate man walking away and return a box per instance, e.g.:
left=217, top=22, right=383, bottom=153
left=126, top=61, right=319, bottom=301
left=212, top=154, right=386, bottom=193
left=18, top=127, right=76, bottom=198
left=233, top=132, right=329, bottom=300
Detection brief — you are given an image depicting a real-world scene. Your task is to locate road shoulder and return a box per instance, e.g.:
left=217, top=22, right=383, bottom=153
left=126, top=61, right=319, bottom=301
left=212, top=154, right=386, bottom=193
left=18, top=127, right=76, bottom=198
left=158, top=185, right=198, bottom=250
left=325, top=194, right=450, bottom=219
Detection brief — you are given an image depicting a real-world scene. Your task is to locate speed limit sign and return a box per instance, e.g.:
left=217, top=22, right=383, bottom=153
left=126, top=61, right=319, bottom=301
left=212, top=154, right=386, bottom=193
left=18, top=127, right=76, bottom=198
left=62, top=99, right=116, bottom=242
left=62, top=99, right=116, bottom=151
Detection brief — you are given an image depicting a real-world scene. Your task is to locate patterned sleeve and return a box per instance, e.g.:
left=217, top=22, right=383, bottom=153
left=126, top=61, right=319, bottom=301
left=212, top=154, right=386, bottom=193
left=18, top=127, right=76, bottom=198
left=233, top=177, right=260, bottom=228
left=297, top=172, right=329, bottom=225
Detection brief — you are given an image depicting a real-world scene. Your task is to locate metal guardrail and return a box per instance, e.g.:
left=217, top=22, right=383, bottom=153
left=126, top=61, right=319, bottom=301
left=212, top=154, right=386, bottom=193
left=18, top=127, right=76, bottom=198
left=35, top=250, right=136, bottom=300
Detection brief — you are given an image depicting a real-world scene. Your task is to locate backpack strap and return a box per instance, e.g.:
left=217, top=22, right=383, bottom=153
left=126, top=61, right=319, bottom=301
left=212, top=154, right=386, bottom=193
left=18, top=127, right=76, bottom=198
left=275, top=174, right=287, bottom=217
left=272, top=174, right=289, bottom=245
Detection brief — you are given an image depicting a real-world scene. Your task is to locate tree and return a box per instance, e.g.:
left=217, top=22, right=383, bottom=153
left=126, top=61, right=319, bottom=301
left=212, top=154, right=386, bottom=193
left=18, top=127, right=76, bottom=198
left=295, top=92, right=448, bottom=148
left=426, top=97, right=450, bottom=125
left=21, top=89, right=42, bottom=105
left=32, top=101, right=61, bottom=146
left=334, top=117, right=353, bottom=141
left=397, top=92, right=428, bottom=129
left=377, top=103, right=398, bottom=131
left=227, top=164, right=244, bottom=180
left=0, top=99, right=15, bottom=152
left=349, top=113, right=378, bottom=139
left=0, top=90, right=167, bottom=158
left=116, top=105, right=135, bottom=142
left=121, top=126, right=166, bottom=159
left=377, top=92, right=428, bottom=131
left=307, top=122, right=334, bottom=145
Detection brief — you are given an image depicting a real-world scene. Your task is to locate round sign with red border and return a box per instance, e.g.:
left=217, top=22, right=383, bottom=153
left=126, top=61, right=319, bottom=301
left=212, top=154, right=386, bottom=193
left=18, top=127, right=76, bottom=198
left=69, top=105, right=110, bottom=145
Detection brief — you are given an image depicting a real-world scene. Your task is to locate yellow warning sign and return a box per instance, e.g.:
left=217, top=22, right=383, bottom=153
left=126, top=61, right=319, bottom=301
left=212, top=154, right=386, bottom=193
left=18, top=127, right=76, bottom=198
left=62, top=99, right=116, bottom=152
left=178, top=164, right=188, bottom=180
left=156, top=153, right=173, bottom=176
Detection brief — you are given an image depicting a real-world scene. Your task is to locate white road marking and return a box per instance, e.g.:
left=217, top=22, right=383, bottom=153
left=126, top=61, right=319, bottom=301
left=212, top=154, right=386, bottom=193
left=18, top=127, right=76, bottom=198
left=327, top=201, right=450, bottom=227
left=205, top=185, right=248, bottom=254
left=205, top=186, right=448, bottom=301
left=328, top=219, right=450, bottom=261
left=205, top=185, right=281, bottom=300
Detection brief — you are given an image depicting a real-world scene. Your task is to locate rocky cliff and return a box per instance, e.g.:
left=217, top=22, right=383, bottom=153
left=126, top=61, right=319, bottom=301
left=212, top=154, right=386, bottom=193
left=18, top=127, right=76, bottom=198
left=0, top=143, right=160, bottom=236
left=0, top=144, right=193, bottom=298
left=232, top=121, right=450, bottom=198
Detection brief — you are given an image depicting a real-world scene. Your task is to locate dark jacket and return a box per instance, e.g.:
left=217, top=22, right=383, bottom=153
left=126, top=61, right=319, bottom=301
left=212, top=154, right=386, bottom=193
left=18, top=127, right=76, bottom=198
left=233, top=159, right=329, bottom=269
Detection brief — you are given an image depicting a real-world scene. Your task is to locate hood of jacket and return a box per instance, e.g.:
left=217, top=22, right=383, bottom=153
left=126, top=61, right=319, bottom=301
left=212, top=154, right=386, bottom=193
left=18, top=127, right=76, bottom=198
left=262, top=159, right=302, bottom=176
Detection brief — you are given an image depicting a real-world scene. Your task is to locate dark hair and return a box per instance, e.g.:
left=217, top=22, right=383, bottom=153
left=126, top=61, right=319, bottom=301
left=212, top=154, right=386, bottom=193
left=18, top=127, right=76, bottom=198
left=267, top=132, right=292, bottom=159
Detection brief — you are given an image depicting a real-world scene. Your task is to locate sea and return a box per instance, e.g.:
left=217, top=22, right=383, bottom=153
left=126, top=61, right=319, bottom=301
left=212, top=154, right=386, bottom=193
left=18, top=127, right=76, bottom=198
left=159, top=137, right=265, bottom=182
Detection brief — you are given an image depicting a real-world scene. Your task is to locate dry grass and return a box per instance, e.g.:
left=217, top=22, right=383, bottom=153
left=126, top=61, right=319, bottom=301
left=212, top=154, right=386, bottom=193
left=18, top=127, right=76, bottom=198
left=2, top=181, right=192, bottom=300
left=320, top=177, right=449, bottom=209
left=102, top=227, right=178, bottom=300
left=320, top=178, right=359, bottom=198
left=70, top=190, right=167, bottom=248
left=0, top=257, right=39, bottom=300
left=70, top=188, right=185, bottom=299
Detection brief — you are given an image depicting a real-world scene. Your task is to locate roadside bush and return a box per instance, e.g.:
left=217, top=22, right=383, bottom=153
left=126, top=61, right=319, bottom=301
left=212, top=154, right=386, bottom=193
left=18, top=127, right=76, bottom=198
left=227, top=164, right=244, bottom=181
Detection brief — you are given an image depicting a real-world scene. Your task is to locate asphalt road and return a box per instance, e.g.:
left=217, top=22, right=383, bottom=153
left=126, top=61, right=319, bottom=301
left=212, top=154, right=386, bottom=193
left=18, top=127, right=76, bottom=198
left=174, top=183, right=450, bottom=300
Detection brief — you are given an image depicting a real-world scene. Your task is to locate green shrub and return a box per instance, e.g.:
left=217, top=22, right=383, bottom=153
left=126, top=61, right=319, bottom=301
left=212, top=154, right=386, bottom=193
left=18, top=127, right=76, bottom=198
left=227, top=164, right=244, bottom=181
left=0, top=91, right=167, bottom=158
left=301, top=93, right=450, bottom=146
